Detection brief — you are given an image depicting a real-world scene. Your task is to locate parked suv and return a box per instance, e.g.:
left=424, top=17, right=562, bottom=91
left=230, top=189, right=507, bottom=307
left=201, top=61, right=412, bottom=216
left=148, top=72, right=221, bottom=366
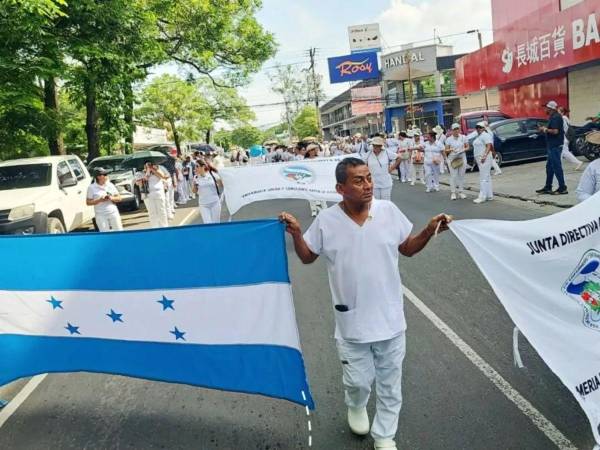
left=0, top=155, right=95, bottom=234
left=87, top=155, right=142, bottom=211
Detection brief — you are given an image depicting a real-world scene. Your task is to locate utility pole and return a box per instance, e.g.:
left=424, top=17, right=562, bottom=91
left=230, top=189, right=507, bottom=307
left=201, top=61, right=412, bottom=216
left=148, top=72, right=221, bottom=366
left=308, top=48, right=323, bottom=140
left=405, top=50, right=415, bottom=127
left=468, top=29, right=490, bottom=110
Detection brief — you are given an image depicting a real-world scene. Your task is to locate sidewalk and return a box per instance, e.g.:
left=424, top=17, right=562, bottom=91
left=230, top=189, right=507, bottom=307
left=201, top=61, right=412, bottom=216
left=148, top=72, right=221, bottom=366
left=439, top=158, right=587, bottom=208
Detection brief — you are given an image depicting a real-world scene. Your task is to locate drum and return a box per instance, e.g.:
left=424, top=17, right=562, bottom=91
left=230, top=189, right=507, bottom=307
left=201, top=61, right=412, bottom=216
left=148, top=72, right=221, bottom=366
left=586, top=131, right=600, bottom=145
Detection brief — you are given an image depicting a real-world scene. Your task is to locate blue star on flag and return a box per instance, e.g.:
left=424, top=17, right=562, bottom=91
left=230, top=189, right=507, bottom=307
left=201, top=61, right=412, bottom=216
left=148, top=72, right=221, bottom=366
left=65, top=323, right=81, bottom=335
left=170, top=326, right=186, bottom=341
left=106, top=309, right=124, bottom=323
left=46, top=296, right=63, bottom=310
left=157, top=295, right=175, bottom=311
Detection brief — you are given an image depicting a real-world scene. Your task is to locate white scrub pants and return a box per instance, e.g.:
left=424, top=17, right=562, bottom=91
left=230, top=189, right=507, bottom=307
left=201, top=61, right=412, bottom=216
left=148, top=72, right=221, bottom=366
left=448, top=158, right=467, bottom=194
left=145, top=191, right=169, bottom=228
left=96, top=210, right=123, bottom=232
left=373, top=187, right=392, bottom=201
left=336, top=334, right=406, bottom=441
left=166, top=183, right=176, bottom=215
left=424, top=162, right=440, bottom=190
left=199, top=201, right=221, bottom=224
left=176, top=178, right=189, bottom=204
left=410, top=163, right=425, bottom=185
left=398, top=159, right=411, bottom=182
left=562, top=139, right=580, bottom=165
left=476, top=155, right=493, bottom=200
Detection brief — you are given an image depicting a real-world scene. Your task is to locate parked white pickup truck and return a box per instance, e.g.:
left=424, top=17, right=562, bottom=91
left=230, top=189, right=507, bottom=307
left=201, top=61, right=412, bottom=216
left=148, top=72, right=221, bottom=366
left=0, top=155, right=95, bottom=234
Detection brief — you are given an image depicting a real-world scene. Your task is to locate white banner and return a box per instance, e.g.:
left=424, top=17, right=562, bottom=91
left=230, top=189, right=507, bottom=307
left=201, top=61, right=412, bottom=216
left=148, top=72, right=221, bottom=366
left=451, top=193, right=600, bottom=444
left=220, top=157, right=347, bottom=216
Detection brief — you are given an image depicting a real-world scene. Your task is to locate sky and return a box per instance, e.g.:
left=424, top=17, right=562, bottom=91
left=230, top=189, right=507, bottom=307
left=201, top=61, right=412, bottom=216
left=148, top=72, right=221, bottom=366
left=240, top=0, right=494, bottom=128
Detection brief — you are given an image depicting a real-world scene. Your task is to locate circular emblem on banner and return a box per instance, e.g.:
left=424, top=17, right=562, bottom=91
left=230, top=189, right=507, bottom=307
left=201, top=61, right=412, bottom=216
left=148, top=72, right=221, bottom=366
left=281, top=166, right=315, bottom=185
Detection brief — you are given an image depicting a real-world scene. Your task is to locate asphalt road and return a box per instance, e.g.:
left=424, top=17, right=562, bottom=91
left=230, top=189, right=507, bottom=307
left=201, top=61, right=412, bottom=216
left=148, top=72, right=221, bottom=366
left=0, top=182, right=595, bottom=449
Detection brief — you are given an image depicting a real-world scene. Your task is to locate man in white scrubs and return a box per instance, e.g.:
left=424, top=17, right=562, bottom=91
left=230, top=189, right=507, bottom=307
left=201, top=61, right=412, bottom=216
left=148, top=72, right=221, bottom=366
left=279, top=157, right=451, bottom=450
left=362, top=136, right=401, bottom=201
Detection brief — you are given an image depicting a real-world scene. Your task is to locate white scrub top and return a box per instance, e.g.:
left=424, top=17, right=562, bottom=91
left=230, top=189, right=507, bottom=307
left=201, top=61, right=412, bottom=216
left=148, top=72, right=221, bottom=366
left=445, top=134, right=468, bottom=160
left=386, top=138, right=400, bottom=152
left=304, top=199, right=413, bottom=343
left=362, top=149, right=397, bottom=189
left=87, top=182, right=119, bottom=215
left=576, top=159, right=600, bottom=203
left=472, top=131, right=493, bottom=158
left=423, top=141, right=443, bottom=164
left=194, top=172, right=221, bottom=205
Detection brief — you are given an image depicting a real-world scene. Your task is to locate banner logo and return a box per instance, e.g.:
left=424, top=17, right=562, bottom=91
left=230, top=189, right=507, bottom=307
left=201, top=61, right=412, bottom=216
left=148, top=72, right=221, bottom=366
left=328, top=52, right=379, bottom=84
left=336, top=59, right=372, bottom=76
left=281, top=166, right=315, bottom=185
left=563, top=249, right=600, bottom=331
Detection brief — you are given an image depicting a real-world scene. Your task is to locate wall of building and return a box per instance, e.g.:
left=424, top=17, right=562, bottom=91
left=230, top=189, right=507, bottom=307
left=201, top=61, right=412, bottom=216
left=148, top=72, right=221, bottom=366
left=459, top=88, right=500, bottom=113
left=499, top=75, right=568, bottom=118
left=568, top=64, right=600, bottom=124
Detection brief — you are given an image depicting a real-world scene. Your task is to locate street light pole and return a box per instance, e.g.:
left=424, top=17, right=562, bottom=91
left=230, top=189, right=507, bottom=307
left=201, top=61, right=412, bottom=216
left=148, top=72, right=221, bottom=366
left=468, top=29, right=490, bottom=110
left=405, top=50, right=415, bottom=127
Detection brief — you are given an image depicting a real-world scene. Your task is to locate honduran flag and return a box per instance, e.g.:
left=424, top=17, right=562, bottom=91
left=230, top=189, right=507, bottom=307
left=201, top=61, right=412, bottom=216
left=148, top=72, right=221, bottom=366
left=0, top=219, right=314, bottom=409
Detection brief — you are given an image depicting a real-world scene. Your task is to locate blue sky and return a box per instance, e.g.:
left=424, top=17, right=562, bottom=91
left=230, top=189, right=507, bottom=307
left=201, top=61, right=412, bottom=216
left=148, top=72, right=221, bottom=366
left=240, top=0, right=493, bottom=127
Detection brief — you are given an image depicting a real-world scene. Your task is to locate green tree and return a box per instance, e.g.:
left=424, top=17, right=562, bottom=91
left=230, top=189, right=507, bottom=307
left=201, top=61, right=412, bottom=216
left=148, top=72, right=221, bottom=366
left=230, top=125, right=263, bottom=149
left=293, top=106, right=319, bottom=140
left=137, top=75, right=209, bottom=154
left=213, top=129, right=233, bottom=151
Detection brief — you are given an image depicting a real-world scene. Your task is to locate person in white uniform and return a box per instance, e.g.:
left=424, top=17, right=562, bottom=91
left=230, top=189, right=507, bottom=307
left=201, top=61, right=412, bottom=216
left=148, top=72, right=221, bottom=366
left=444, top=123, right=469, bottom=200
left=423, top=132, right=444, bottom=192
left=136, top=162, right=169, bottom=228
left=409, top=131, right=425, bottom=186
left=575, top=158, right=600, bottom=202
left=305, top=143, right=328, bottom=216
left=362, top=136, right=401, bottom=201
left=354, top=134, right=369, bottom=156
left=558, top=106, right=584, bottom=170
left=193, top=160, right=223, bottom=224
left=432, top=125, right=447, bottom=175
left=472, top=122, right=494, bottom=204
left=279, top=157, right=451, bottom=450
left=175, top=158, right=190, bottom=205
left=86, top=168, right=123, bottom=232
left=396, top=132, right=413, bottom=183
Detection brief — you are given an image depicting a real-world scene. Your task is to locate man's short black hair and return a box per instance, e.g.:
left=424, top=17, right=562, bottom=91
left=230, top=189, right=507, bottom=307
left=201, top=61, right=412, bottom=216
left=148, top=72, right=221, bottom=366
left=336, top=157, right=366, bottom=184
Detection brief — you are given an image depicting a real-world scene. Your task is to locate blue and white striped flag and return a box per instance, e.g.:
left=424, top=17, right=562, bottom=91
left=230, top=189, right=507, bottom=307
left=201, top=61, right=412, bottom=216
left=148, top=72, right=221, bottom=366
left=0, top=220, right=314, bottom=409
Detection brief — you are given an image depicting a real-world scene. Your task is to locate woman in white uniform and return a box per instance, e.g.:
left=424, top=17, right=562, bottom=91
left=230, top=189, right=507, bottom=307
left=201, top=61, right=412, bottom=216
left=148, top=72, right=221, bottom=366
left=410, top=131, right=425, bottom=186
left=444, top=123, right=469, bottom=200
left=423, top=132, right=444, bottom=192
left=472, top=122, right=494, bottom=204
left=396, top=132, right=413, bottom=183
left=362, top=136, right=401, bottom=200
left=305, top=143, right=328, bottom=216
left=175, top=158, right=190, bottom=205
left=558, top=107, right=583, bottom=170
left=136, top=162, right=169, bottom=228
left=193, top=160, right=223, bottom=224
left=86, top=168, right=123, bottom=232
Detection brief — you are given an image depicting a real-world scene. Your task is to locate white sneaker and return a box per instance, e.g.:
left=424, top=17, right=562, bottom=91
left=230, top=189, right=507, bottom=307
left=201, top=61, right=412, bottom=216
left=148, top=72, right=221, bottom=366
left=168, top=215, right=174, bottom=220
left=473, top=197, right=486, bottom=204
left=459, top=193, right=467, bottom=199
left=493, top=170, right=502, bottom=176
left=410, top=181, right=415, bottom=186
left=348, top=407, right=369, bottom=435
left=425, top=188, right=431, bottom=193
left=434, top=186, right=440, bottom=192
left=451, top=193, right=457, bottom=200
left=374, top=438, right=397, bottom=449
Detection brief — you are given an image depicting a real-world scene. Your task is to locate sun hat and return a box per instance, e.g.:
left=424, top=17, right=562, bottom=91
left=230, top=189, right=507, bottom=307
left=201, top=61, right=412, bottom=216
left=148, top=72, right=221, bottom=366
left=413, top=129, right=422, bottom=136
left=432, top=125, right=444, bottom=134
left=306, top=143, right=320, bottom=152
left=545, top=100, right=558, bottom=110
left=371, top=136, right=385, bottom=146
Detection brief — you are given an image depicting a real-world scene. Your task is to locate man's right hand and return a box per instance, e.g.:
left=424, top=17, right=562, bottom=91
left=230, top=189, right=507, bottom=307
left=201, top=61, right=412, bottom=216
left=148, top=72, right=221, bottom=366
left=279, top=212, right=301, bottom=237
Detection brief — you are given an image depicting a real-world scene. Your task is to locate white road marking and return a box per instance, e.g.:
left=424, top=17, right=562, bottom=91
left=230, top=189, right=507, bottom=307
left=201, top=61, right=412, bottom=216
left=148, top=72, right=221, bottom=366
left=179, top=209, right=198, bottom=226
left=403, top=286, right=576, bottom=450
left=0, top=375, right=46, bottom=429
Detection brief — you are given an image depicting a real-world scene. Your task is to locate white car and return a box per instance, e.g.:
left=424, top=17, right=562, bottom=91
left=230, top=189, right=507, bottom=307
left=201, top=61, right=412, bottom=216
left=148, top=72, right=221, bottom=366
left=0, top=155, right=95, bottom=234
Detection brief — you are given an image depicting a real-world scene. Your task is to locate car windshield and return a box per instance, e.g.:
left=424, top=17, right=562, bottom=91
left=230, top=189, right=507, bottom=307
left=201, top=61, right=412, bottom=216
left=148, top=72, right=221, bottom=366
left=0, top=164, right=52, bottom=190
left=88, top=158, right=125, bottom=172
left=488, top=115, right=507, bottom=124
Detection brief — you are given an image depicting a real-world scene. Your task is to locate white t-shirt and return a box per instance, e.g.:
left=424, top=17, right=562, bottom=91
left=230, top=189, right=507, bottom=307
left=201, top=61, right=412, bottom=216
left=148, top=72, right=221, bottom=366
left=194, top=172, right=221, bottom=205
left=87, top=182, right=119, bottom=215
left=445, top=134, right=468, bottom=160
left=423, top=141, right=443, bottom=164
left=362, top=149, right=397, bottom=189
left=472, top=131, right=493, bottom=158
left=304, top=199, right=413, bottom=343
left=386, top=138, right=400, bottom=152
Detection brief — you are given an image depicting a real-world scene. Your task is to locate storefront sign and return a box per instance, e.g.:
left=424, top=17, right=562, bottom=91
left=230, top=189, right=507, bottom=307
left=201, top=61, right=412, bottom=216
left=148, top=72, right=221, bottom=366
left=348, top=23, right=381, bottom=54
left=457, top=2, right=600, bottom=94
left=351, top=86, right=383, bottom=116
left=327, top=52, right=380, bottom=84
left=381, top=45, right=438, bottom=80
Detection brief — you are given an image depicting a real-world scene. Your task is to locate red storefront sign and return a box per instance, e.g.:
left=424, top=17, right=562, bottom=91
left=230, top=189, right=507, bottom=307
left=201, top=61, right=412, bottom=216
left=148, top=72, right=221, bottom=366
left=457, top=1, right=600, bottom=95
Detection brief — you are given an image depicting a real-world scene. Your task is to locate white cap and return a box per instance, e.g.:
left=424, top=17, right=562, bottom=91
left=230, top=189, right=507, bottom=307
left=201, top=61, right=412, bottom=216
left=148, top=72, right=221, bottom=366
left=545, top=100, right=558, bottom=110
left=406, top=130, right=414, bottom=137
left=451, top=123, right=460, bottom=130
left=413, top=130, right=422, bottom=136
left=475, top=121, right=487, bottom=128
left=371, top=136, right=385, bottom=146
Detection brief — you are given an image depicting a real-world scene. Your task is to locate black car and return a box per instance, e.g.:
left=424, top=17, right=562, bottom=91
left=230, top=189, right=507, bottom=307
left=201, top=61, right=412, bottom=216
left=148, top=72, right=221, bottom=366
left=466, top=118, right=548, bottom=166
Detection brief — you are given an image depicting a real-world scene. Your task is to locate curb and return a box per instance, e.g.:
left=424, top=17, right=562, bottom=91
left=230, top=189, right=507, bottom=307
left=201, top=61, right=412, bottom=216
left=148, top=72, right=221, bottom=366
left=438, top=181, right=575, bottom=209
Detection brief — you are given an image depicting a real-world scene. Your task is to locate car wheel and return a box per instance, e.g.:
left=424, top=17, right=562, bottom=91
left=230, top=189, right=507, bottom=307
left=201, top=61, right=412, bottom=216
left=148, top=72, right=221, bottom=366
left=494, top=151, right=503, bottom=167
left=47, top=217, right=65, bottom=234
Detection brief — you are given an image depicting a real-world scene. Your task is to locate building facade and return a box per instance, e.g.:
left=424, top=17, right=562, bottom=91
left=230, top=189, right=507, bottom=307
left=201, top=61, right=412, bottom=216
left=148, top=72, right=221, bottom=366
left=456, top=0, right=600, bottom=124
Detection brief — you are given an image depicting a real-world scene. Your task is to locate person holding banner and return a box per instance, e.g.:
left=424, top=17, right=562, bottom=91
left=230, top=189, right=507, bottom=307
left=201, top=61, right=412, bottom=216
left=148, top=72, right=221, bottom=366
left=362, top=136, right=401, bottom=201
left=192, top=160, right=223, bottom=224
left=279, top=157, right=451, bottom=450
